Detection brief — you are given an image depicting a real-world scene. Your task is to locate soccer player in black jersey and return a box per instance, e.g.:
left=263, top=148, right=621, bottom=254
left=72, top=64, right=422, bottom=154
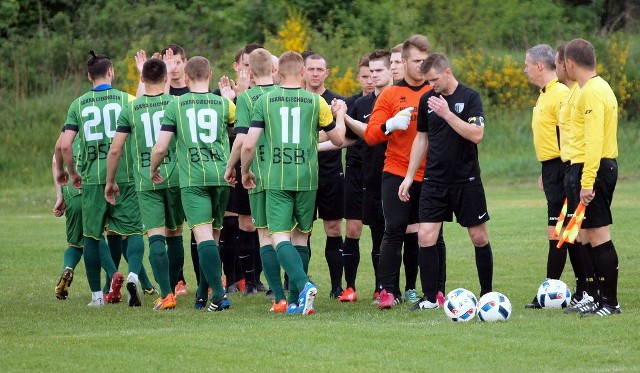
left=304, top=53, right=347, bottom=299
left=399, top=53, right=494, bottom=308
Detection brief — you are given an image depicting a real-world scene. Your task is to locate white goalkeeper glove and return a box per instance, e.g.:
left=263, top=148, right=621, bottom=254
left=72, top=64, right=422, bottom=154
left=384, top=107, right=414, bottom=135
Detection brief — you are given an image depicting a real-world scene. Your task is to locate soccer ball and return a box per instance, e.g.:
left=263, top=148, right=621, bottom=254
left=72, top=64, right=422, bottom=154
left=537, top=279, right=571, bottom=308
left=477, top=292, right=512, bottom=321
left=443, top=288, right=477, bottom=322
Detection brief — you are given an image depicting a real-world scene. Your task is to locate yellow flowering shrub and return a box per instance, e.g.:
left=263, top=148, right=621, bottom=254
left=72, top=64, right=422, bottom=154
left=269, top=8, right=310, bottom=54
left=326, top=66, right=360, bottom=97
left=453, top=48, right=536, bottom=111
left=121, top=54, right=139, bottom=96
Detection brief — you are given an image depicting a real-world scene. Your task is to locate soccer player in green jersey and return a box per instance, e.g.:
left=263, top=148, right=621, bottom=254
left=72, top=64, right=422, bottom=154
left=105, top=58, right=183, bottom=310
left=56, top=51, right=146, bottom=307
left=150, top=56, right=235, bottom=312
left=240, top=51, right=346, bottom=315
left=225, top=48, right=287, bottom=312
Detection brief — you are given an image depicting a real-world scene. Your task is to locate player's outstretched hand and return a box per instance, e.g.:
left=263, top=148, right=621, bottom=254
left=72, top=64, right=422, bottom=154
left=224, top=166, right=236, bottom=186
left=385, top=107, right=414, bottom=134
left=398, top=177, right=414, bottom=202
left=219, top=76, right=237, bottom=101
left=104, top=182, right=120, bottom=205
left=134, top=50, right=147, bottom=75
left=234, top=68, right=251, bottom=95
left=242, top=171, right=256, bottom=190
left=53, top=198, right=66, bottom=217
left=162, top=48, right=177, bottom=75
left=151, top=167, right=164, bottom=184
left=331, top=98, right=347, bottom=117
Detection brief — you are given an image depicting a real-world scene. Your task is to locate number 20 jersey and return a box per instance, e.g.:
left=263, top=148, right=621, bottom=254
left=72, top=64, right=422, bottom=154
left=250, top=87, right=334, bottom=191
left=117, top=93, right=179, bottom=191
left=161, top=92, right=236, bottom=188
left=64, top=86, right=134, bottom=185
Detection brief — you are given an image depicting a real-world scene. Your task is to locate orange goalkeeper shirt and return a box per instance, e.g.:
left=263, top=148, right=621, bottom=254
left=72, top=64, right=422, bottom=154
left=363, top=80, right=431, bottom=181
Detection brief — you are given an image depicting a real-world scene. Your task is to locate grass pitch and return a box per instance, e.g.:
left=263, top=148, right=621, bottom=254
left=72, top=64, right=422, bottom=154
left=1, top=181, right=638, bottom=372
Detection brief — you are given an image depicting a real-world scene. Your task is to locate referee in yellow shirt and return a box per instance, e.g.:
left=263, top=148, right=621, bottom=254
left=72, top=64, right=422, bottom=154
left=565, top=38, right=620, bottom=317
left=523, top=44, right=570, bottom=309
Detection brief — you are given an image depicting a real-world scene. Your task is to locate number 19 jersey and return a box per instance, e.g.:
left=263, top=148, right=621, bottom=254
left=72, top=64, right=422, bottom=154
left=117, top=93, right=179, bottom=191
left=161, top=92, right=236, bottom=188
left=251, top=87, right=334, bottom=191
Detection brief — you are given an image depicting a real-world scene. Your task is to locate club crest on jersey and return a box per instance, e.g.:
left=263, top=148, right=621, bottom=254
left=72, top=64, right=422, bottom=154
left=455, top=103, right=465, bottom=113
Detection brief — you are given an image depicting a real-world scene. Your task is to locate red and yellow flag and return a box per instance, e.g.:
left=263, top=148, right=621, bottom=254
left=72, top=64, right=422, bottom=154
left=551, top=198, right=568, bottom=239
left=556, top=202, right=586, bottom=248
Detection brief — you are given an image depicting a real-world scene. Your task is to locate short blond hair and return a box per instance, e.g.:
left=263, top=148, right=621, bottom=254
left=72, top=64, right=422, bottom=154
left=249, top=48, right=273, bottom=78
left=278, top=51, right=304, bottom=77
left=402, top=35, right=431, bottom=60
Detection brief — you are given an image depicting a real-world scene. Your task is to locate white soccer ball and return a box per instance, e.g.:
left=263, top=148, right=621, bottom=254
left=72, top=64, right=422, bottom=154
left=537, top=279, right=571, bottom=309
left=443, top=288, right=477, bottom=322
left=477, top=292, right=512, bottom=322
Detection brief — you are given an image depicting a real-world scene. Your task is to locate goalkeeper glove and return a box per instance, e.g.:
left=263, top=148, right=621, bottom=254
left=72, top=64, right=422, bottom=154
left=384, top=107, right=414, bottom=135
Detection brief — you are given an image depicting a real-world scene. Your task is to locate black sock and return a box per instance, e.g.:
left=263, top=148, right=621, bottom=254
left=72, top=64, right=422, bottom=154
left=370, top=224, right=384, bottom=292
left=219, top=216, right=239, bottom=285
left=436, top=228, right=447, bottom=293
left=325, top=235, right=344, bottom=291
left=582, top=243, right=601, bottom=300
left=342, top=237, right=360, bottom=290
left=419, top=245, right=438, bottom=302
left=237, top=229, right=256, bottom=286
left=475, top=243, right=493, bottom=296
left=188, top=230, right=198, bottom=284
left=403, top=232, right=418, bottom=291
left=591, top=240, right=619, bottom=306
left=546, top=239, right=567, bottom=279
left=566, top=242, right=587, bottom=296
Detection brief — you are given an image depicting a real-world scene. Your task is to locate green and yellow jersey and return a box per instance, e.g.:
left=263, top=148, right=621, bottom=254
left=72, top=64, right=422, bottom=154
left=234, top=84, right=277, bottom=194
left=161, top=92, right=235, bottom=188
left=117, top=93, right=179, bottom=191
left=64, top=85, right=135, bottom=185
left=250, top=87, right=334, bottom=191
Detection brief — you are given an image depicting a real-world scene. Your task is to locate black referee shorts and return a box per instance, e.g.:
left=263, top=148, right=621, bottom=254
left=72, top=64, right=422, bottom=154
left=315, top=178, right=344, bottom=221
left=419, top=183, right=490, bottom=227
left=343, top=165, right=363, bottom=220
left=580, top=159, right=617, bottom=229
left=541, top=157, right=566, bottom=226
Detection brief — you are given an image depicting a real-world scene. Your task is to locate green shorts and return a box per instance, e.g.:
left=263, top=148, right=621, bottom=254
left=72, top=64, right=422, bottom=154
left=248, top=190, right=268, bottom=229
left=82, top=183, right=143, bottom=239
left=265, top=189, right=316, bottom=234
left=138, top=187, right=185, bottom=233
left=181, top=186, right=230, bottom=230
left=64, top=193, right=83, bottom=247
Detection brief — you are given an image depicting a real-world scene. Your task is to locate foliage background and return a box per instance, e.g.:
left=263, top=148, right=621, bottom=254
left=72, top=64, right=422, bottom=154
left=0, top=0, right=638, bottom=188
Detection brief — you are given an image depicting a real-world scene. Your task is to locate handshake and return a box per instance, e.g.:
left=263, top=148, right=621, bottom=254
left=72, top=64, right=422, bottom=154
left=384, top=107, right=414, bottom=135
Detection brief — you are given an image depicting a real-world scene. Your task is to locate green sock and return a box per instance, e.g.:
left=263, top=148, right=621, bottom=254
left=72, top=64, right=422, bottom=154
left=125, top=234, right=145, bottom=275
left=275, top=241, right=308, bottom=297
left=148, top=235, right=172, bottom=297
left=83, top=237, right=102, bottom=292
left=197, top=240, right=224, bottom=299
left=122, top=236, right=154, bottom=290
left=197, top=267, right=209, bottom=300
left=99, top=236, right=117, bottom=288
left=63, top=246, right=83, bottom=270
left=260, top=245, right=285, bottom=302
left=106, top=235, right=122, bottom=269
left=295, top=245, right=310, bottom=274
left=166, top=236, right=184, bottom=289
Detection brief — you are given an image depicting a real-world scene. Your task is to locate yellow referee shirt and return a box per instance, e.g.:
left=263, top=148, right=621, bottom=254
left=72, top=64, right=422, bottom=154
left=570, top=76, right=618, bottom=189
left=558, top=82, right=580, bottom=163
left=532, top=78, right=569, bottom=162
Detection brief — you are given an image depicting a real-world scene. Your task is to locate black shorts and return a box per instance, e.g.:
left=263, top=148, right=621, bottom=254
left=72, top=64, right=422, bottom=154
left=343, top=165, right=363, bottom=220
left=579, top=159, right=617, bottom=229
left=419, top=183, right=490, bottom=227
left=541, top=158, right=566, bottom=226
left=315, top=178, right=344, bottom=221
left=227, top=165, right=251, bottom=216
left=362, top=191, right=384, bottom=226
left=224, top=164, right=239, bottom=213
